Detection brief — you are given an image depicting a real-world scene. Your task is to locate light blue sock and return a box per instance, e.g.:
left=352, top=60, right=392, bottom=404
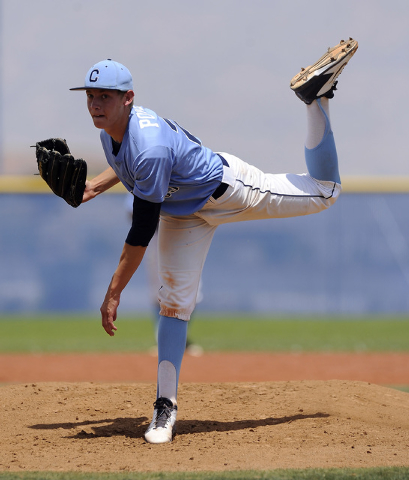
left=156, top=315, right=188, bottom=401
left=304, top=99, right=341, bottom=184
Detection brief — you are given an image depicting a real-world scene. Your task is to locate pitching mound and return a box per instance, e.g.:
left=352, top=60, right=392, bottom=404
left=1, top=380, right=409, bottom=472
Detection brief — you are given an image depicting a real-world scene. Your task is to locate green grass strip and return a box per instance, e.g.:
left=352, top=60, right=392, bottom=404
left=189, top=315, right=409, bottom=353
left=1, top=466, right=409, bottom=479
left=0, top=315, right=156, bottom=353
left=1, top=314, right=409, bottom=353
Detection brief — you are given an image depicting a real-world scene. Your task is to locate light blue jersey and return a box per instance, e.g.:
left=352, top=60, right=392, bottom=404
left=101, top=106, right=224, bottom=215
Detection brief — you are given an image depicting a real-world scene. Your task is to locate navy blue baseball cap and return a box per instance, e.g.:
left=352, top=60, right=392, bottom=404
left=70, top=59, right=133, bottom=91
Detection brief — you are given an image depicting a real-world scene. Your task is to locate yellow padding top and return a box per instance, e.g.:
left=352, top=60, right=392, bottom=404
left=0, top=175, right=409, bottom=194
left=0, top=176, right=127, bottom=193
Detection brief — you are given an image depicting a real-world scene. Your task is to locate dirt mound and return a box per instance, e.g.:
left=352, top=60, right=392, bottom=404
left=1, top=380, right=409, bottom=472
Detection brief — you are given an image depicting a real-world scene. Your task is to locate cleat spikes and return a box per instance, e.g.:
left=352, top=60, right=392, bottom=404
left=289, top=38, right=358, bottom=104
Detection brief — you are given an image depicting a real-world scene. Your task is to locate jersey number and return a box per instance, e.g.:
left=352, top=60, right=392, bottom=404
left=163, top=118, right=202, bottom=146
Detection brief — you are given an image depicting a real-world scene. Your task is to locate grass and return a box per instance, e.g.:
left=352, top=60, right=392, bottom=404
left=0, top=314, right=156, bottom=353
left=1, top=314, right=409, bottom=353
left=0, top=467, right=409, bottom=479
left=189, top=315, right=409, bottom=353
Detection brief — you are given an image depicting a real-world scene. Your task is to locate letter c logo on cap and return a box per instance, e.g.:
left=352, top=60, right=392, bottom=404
left=89, top=69, right=99, bottom=83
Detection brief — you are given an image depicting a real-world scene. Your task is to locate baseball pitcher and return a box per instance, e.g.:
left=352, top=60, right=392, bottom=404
left=35, top=38, right=358, bottom=444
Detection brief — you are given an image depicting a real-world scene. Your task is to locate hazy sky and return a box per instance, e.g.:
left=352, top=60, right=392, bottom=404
left=1, top=0, right=408, bottom=177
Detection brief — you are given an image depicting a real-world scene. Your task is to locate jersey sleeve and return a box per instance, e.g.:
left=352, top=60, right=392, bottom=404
left=132, top=145, right=174, bottom=203
left=125, top=195, right=162, bottom=247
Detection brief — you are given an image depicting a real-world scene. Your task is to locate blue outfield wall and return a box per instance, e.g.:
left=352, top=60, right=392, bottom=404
left=1, top=192, right=409, bottom=315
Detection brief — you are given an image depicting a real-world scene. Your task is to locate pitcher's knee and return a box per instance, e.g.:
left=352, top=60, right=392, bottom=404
left=313, top=178, right=342, bottom=210
left=158, top=272, right=200, bottom=321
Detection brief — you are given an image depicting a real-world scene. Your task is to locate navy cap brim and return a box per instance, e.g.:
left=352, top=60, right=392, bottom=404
left=69, top=86, right=110, bottom=91
left=69, top=86, right=131, bottom=91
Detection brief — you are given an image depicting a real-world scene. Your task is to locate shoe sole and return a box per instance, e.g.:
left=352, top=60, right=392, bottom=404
left=144, top=425, right=176, bottom=444
left=290, top=38, right=358, bottom=94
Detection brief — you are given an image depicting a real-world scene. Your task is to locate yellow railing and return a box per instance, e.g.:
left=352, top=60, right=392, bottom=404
left=0, top=175, right=409, bottom=194
left=0, top=176, right=127, bottom=193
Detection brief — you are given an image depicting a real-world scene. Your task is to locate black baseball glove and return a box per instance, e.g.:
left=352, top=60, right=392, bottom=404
left=34, top=138, right=87, bottom=208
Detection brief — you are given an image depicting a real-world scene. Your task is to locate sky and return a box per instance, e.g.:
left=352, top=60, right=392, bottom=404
left=1, top=0, right=408, bottom=177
